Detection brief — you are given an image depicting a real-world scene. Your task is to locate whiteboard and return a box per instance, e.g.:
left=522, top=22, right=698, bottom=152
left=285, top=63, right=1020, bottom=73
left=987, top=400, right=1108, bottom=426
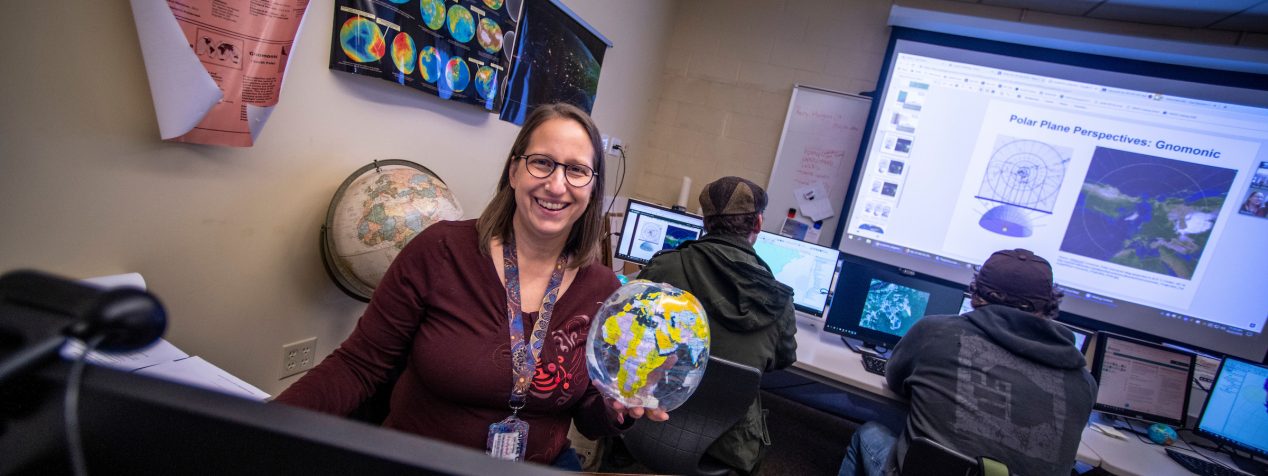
left=762, top=85, right=872, bottom=246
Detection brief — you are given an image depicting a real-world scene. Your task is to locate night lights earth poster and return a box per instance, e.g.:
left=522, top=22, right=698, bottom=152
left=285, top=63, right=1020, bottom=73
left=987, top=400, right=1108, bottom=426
left=331, top=0, right=517, bottom=111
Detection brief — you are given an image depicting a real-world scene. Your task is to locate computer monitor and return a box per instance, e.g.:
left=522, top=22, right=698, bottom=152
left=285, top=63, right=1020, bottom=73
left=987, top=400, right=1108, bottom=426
left=1195, top=356, right=1268, bottom=465
left=613, top=199, right=704, bottom=265
left=1090, top=332, right=1196, bottom=427
left=957, top=294, right=1092, bottom=353
left=823, top=257, right=966, bottom=353
left=1065, top=324, right=1094, bottom=355
left=752, top=231, right=843, bottom=317
left=0, top=302, right=560, bottom=475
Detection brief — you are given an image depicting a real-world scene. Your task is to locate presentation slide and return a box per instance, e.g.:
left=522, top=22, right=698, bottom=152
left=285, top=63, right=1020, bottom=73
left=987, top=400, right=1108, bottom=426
left=753, top=232, right=840, bottom=315
left=837, top=34, right=1268, bottom=360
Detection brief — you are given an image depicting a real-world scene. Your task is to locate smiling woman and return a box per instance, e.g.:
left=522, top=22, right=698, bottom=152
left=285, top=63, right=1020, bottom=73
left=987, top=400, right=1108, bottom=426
left=273, top=103, right=668, bottom=470
left=478, top=102, right=608, bottom=269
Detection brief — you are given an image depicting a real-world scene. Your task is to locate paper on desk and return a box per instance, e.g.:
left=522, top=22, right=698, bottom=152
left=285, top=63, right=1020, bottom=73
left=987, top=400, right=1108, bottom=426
left=130, top=0, right=309, bottom=147
left=79, top=272, right=147, bottom=290
left=61, top=338, right=188, bottom=372
left=137, top=356, right=270, bottom=401
left=794, top=182, right=835, bottom=222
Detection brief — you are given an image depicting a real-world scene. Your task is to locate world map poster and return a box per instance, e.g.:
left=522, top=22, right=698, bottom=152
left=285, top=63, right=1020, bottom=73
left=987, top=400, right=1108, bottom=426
left=330, top=0, right=517, bottom=111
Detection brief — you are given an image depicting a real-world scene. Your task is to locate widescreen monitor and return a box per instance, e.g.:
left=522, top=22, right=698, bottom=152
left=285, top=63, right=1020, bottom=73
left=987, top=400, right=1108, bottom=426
left=823, top=257, right=965, bottom=352
left=614, top=199, right=703, bottom=265
left=1195, top=356, right=1268, bottom=465
left=832, top=27, right=1268, bottom=361
left=1090, top=332, right=1195, bottom=427
left=752, top=231, right=843, bottom=316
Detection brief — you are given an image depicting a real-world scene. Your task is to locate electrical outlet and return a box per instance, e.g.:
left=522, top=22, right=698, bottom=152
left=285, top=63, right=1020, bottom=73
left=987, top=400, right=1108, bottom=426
left=607, top=136, right=623, bottom=156
left=281, top=337, right=317, bottom=378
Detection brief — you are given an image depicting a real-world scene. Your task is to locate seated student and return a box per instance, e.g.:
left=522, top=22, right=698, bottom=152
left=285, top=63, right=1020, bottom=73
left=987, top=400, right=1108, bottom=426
left=638, top=176, right=797, bottom=475
left=838, top=249, right=1096, bottom=476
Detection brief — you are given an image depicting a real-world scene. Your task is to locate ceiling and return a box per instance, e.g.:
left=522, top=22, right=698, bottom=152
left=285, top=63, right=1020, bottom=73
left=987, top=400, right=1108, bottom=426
left=961, top=0, right=1268, bottom=34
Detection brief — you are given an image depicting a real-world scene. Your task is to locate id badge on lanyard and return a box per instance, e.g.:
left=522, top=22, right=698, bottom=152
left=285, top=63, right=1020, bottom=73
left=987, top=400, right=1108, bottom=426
left=487, top=238, right=565, bottom=462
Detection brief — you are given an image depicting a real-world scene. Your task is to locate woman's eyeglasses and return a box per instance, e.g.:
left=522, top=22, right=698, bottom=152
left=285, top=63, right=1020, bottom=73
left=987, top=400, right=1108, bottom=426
left=518, top=154, right=594, bottom=187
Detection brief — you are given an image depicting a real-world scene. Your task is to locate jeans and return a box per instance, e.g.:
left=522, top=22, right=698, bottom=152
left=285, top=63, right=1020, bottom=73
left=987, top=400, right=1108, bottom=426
left=838, top=422, right=897, bottom=476
left=551, top=447, right=582, bottom=471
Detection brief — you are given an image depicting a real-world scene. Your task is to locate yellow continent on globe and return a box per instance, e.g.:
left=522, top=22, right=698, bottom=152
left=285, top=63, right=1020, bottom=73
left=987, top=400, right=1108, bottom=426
left=601, top=291, right=710, bottom=400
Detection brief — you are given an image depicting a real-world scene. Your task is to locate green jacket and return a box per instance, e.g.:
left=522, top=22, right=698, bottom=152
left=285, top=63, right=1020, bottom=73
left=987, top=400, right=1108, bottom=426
left=638, top=233, right=797, bottom=473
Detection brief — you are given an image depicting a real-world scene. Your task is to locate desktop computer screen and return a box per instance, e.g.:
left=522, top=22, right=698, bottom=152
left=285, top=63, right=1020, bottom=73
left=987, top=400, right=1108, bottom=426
left=824, top=257, right=965, bottom=351
left=614, top=199, right=704, bottom=265
left=752, top=231, right=843, bottom=317
left=1090, top=332, right=1195, bottom=427
left=1195, top=356, right=1268, bottom=459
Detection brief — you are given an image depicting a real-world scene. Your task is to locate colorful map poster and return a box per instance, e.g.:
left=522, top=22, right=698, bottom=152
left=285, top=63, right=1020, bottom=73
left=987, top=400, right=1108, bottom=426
left=331, top=0, right=516, bottom=111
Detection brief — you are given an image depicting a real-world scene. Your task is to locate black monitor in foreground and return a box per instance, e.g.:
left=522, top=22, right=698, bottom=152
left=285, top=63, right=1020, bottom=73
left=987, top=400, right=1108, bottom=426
left=614, top=199, right=704, bottom=265
left=1090, top=332, right=1195, bottom=427
left=752, top=231, right=843, bottom=317
left=823, top=257, right=965, bottom=353
left=0, top=304, right=561, bottom=475
left=1195, top=356, right=1268, bottom=472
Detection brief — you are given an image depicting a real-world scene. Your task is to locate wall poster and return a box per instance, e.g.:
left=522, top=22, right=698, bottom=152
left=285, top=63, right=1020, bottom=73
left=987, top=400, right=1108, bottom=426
left=331, top=0, right=518, bottom=111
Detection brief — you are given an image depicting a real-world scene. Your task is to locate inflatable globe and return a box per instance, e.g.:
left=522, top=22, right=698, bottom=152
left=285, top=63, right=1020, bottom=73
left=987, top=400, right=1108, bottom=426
left=321, top=160, right=463, bottom=301
left=586, top=280, right=710, bottom=411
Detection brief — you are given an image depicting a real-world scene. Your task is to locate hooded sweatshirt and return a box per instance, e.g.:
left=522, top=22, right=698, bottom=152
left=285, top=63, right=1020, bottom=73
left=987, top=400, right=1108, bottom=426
left=885, top=304, right=1098, bottom=476
left=638, top=233, right=797, bottom=472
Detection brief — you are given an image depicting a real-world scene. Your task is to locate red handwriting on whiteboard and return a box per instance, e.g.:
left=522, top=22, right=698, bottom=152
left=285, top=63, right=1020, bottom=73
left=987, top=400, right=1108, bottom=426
left=795, top=147, right=846, bottom=187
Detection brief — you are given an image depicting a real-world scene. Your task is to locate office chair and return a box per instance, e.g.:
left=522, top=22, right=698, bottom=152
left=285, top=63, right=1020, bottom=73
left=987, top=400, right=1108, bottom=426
left=901, top=436, right=1009, bottom=476
left=620, top=356, right=762, bottom=476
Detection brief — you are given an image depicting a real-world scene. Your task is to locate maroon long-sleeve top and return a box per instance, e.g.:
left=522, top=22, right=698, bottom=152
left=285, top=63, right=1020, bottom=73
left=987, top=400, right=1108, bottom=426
left=275, top=220, right=625, bottom=464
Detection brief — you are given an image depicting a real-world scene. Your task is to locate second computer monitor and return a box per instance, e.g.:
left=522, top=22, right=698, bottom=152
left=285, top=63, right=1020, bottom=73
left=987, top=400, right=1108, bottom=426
left=614, top=199, right=704, bottom=265
left=1195, top=356, right=1268, bottom=462
left=1090, top=332, right=1196, bottom=427
left=824, top=258, right=966, bottom=351
left=752, top=231, right=842, bottom=317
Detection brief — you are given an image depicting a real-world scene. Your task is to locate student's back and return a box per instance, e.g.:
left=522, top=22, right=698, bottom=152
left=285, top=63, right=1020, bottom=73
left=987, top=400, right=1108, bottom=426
left=886, top=305, right=1096, bottom=476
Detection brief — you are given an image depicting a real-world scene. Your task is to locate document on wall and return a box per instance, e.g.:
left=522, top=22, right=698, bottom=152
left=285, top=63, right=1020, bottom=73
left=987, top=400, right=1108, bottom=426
left=130, top=0, right=310, bottom=147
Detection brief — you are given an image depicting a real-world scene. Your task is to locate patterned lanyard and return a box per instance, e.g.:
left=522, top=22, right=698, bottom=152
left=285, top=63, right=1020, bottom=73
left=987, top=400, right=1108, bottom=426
left=502, top=237, right=567, bottom=412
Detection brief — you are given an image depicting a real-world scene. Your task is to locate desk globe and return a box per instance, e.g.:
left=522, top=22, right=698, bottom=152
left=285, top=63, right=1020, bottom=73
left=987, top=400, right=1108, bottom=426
left=320, top=160, right=462, bottom=301
left=586, top=280, right=710, bottom=412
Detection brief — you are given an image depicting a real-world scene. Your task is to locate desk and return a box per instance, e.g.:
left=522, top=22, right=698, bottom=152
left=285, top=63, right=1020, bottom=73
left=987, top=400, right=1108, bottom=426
left=1080, top=415, right=1254, bottom=475
left=788, top=314, right=1103, bottom=467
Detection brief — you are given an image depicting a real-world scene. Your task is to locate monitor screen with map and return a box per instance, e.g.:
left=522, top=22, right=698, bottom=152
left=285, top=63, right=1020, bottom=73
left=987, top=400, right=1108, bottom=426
left=824, top=257, right=966, bottom=351
left=752, top=231, right=842, bottom=317
left=1195, top=356, right=1268, bottom=462
left=833, top=27, right=1268, bottom=361
left=614, top=199, right=703, bottom=265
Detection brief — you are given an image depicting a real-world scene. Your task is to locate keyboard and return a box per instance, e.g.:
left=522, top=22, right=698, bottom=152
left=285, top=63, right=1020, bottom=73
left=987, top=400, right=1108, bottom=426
left=1165, top=448, right=1248, bottom=476
left=861, top=353, right=887, bottom=376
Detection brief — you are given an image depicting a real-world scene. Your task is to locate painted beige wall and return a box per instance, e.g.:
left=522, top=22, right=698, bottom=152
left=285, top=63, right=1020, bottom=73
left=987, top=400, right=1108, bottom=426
left=0, top=0, right=674, bottom=395
left=634, top=0, right=1268, bottom=209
